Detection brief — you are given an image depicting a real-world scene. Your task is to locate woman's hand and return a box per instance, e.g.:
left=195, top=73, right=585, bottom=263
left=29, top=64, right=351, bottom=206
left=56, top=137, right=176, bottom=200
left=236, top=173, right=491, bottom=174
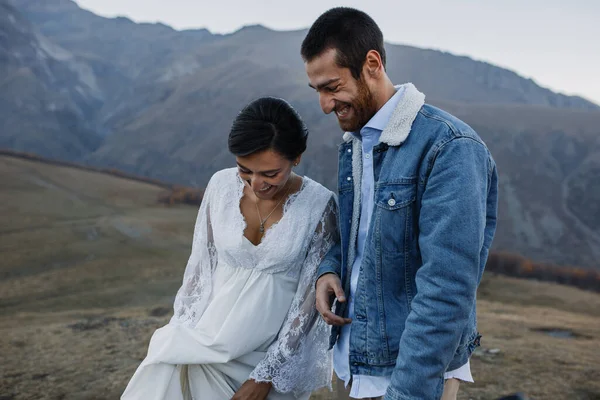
left=231, top=379, right=272, bottom=400
left=315, top=273, right=352, bottom=326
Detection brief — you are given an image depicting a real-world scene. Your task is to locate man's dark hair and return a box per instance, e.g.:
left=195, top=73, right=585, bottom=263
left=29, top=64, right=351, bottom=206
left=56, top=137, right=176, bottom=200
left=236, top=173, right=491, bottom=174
left=228, top=97, right=308, bottom=161
left=301, top=7, right=386, bottom=80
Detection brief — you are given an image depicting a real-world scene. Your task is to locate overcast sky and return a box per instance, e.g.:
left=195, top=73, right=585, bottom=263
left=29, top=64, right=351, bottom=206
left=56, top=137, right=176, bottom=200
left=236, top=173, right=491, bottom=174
left=75, top=0, right=600, bottom=105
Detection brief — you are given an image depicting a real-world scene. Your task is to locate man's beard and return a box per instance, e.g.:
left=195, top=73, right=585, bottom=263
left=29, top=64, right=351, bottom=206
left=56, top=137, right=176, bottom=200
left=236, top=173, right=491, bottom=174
left=335, top=78, right=378, bottom=132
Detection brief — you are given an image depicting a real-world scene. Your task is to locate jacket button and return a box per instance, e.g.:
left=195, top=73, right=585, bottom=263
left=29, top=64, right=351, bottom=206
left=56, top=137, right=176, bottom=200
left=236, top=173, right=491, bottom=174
left=347, top=177, right=352, bottom=181
left=388, top=198, right=396, bottom=206
left=347, top=148, right=352, bottom=153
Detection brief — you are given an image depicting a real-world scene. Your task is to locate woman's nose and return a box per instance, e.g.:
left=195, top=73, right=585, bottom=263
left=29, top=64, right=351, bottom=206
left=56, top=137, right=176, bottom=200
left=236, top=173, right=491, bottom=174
left=250, top=177, right=265, bottom=192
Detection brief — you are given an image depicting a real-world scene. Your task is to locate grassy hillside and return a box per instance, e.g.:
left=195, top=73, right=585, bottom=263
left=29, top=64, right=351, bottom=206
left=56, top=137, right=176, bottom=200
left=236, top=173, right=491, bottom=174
left=0, top=156, right=599, bottom=399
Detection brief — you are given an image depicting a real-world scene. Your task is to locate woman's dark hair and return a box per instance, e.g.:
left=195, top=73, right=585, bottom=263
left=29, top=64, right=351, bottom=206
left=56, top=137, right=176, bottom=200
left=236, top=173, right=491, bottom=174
left=228, top=97, right=308, bottom=161
left=301, top=7, right=386, bottom=80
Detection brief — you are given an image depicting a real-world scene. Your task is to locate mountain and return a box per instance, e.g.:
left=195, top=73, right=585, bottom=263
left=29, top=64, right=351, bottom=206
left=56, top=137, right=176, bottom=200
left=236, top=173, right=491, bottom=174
left=0, top=0, right=102, bottom=160
left=17, top=0, right=214, bottom=82
left=2, top=0, right=600, bottom=269
left=385, top=45, right=597, bottom=110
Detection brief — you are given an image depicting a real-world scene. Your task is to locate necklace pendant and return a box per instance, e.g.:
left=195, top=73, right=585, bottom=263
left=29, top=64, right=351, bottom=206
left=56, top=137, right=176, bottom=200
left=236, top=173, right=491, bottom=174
left=259, top=224, right=265, bottom=234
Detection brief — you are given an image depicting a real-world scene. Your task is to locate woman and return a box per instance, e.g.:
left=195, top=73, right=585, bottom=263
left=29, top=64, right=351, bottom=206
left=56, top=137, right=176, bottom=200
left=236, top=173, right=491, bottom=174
left=122, top=97, right=338, bottom=400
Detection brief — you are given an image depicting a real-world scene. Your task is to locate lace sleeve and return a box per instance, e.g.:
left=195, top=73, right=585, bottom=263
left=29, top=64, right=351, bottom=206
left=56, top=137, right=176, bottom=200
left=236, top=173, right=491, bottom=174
left=249, top=195, right=339, bottom=397
left=169, top=175, right=218, bottom=328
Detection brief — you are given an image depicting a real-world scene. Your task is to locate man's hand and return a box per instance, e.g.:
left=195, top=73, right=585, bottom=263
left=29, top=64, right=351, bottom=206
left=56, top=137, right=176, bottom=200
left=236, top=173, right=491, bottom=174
left=231, top=379, right=271, bottom=400
left=315, top=273, right=352, bottom=326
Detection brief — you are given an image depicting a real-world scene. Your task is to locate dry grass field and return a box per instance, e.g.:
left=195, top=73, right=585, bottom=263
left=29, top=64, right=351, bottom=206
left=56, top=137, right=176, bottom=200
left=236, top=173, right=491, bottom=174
left=1, top=156, right=599, bottom=400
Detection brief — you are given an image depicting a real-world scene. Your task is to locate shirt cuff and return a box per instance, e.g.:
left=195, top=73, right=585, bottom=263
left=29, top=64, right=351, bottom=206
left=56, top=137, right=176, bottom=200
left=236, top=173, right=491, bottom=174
left=444, top=359, right=474, bottom=383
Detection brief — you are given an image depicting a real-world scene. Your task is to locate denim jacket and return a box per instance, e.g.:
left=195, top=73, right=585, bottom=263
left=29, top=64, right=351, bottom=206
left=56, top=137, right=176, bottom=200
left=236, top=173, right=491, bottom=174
left=318, top=83, right=498, bottom=400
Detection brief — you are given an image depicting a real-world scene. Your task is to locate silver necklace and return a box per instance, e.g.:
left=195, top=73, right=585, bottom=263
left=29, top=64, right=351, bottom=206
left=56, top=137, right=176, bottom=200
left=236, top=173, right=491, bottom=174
left=254, top=178, right=294, bottom=234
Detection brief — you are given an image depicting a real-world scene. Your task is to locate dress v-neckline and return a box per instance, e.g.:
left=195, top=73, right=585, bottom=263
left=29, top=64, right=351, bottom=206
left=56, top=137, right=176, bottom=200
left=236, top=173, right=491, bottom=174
left=242, top=235, right=259, bottom=249
left=237, top=174, right=307, bottom=248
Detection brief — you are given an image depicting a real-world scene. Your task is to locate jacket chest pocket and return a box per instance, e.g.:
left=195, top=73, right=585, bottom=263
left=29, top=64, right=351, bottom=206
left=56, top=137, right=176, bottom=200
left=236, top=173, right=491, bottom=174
left=374, top=181, right=417, bottom=254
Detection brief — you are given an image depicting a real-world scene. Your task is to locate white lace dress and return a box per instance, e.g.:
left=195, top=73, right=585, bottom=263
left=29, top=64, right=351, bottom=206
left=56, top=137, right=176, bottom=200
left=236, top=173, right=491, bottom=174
left=122, top=168, right=338, bottom=400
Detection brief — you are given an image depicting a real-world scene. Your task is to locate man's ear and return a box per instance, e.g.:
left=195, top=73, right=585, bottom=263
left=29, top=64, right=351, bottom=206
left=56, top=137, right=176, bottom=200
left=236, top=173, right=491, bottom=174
left=363, top=50, right=384, bottom=78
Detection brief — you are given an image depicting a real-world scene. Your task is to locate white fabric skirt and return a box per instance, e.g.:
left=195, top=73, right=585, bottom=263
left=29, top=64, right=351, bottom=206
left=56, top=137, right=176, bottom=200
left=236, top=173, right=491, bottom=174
left=122, top=254, right=310, bottom=400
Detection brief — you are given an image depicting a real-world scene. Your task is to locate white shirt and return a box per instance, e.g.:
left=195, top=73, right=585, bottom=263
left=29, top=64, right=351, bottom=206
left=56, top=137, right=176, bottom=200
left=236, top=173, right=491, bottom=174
left=333, top=88, right=474, bottom=398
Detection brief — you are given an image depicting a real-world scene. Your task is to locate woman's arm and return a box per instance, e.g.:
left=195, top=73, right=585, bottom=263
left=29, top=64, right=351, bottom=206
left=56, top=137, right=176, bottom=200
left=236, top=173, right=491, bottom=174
left=170, top=174, right=219, bottom=327
left=246, top=195, right=339, bottom=397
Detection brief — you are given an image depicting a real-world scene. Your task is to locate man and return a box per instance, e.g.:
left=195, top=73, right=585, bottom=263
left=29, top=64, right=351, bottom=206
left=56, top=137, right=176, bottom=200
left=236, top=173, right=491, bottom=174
left=301, top=8, right=498, bottom=400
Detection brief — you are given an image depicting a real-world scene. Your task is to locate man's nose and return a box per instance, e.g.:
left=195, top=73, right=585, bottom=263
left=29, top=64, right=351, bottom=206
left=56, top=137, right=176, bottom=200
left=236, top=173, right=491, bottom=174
left=319, top=93, right=335, bottom=114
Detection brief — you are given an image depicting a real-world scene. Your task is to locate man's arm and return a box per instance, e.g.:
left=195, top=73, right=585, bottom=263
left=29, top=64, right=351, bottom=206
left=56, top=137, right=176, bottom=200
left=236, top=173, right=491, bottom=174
left=385, top=137, right=491, bottom=400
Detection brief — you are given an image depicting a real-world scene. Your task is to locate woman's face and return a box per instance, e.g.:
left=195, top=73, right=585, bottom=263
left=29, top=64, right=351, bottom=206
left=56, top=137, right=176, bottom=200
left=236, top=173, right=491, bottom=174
left=236, top=149, right=299, bottom=200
